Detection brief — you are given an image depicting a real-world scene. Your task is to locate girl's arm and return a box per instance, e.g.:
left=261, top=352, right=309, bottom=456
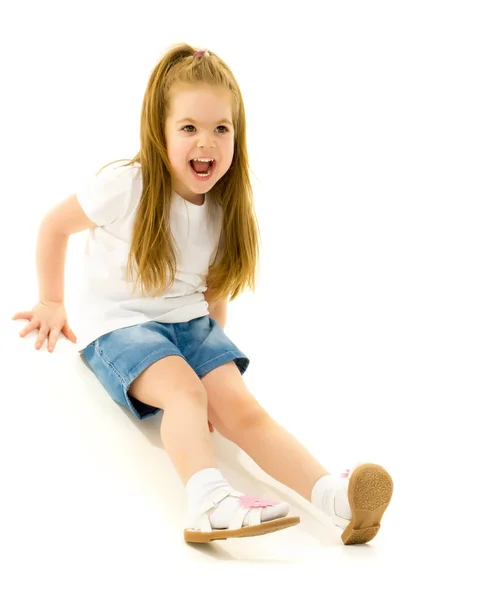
left=37, top=193, right=96, bottom=301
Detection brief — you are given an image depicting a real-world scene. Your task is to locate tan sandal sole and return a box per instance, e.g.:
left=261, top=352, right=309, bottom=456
left=341, top=463, right=394, bottom=545
left=184, top=516, right=300, bottom=543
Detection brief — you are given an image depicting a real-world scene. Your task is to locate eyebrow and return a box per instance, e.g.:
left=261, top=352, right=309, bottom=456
left=176, top=118, right=233, bottom=126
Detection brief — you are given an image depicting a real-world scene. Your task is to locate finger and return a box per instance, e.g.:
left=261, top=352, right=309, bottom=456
left=13, top=311, right=33, bottom=321
left=48, top=328, right=61, bottom=352
left=63, top=323, right=77, bottom=343
left=19, top=319, right=40, bottom=337
left=35, top=326, right=49, bottom=350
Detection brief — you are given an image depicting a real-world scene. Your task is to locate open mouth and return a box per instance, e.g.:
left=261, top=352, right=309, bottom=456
left=189, top=158, right=216, bottom=180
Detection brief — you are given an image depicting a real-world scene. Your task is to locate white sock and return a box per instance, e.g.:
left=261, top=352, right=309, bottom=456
left=185, top=468, right=289, bottom=529
left=311, top=475, right=352, bottom=520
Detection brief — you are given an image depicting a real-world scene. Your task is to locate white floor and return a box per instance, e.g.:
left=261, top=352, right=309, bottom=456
left=2, top=311, right=472, bottom=599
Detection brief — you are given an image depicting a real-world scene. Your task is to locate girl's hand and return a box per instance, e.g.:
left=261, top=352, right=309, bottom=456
left=12, top=300, right=77, bottom=352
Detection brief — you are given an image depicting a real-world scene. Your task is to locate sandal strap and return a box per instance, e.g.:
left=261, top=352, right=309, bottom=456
left=196, top=487, right=235, bottom=517
left=230, top=505, right=262, bottom=529
left=226, top=491, right=267, bottom=529
left=188, top=489, right=268, bottom=532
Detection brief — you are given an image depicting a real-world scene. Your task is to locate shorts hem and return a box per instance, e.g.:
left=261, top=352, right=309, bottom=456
left=195, top=350, right=249, bottom=379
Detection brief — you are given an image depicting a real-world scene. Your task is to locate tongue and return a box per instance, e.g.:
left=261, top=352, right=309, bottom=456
left=192, top=161, right=210, bottom=173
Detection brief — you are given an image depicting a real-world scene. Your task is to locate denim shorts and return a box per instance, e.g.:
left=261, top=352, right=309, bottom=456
left=80, top=316, right=250, bottom=420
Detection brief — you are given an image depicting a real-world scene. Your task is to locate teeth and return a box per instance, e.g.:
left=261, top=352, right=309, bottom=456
left=193, top=158, right=213, bottom=162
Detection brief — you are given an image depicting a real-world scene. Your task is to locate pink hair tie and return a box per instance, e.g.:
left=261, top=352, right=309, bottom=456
left=193, top=49, right=210, bottom=58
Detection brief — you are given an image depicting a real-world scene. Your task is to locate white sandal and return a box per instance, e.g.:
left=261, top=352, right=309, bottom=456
left=184, top=487, right=300, bottom=543
left=331, top=463, right=394, bottom=545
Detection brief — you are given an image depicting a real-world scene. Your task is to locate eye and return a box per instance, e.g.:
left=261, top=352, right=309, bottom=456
left=216, top=125, right=229, bottom=133
left=182, top=125, right=195, bottom=132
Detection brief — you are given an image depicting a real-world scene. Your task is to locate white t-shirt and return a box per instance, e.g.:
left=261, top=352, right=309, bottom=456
left=74, top=161, right=223, bottom=352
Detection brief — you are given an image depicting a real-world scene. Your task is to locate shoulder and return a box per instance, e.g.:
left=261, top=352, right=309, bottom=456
left=76, top=160, right=142, bottom=226
left=95, top=160, right=142, bottom=188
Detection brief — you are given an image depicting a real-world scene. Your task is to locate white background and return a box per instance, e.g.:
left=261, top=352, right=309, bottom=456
left=1, top=0, right=477, bottom=597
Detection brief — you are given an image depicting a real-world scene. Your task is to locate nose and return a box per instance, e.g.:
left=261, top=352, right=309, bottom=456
left=197, top=132, right=216, bottom=149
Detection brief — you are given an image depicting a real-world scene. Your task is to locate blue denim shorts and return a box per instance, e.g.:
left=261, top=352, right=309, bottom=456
left=80, top=316, right=250, bottom=420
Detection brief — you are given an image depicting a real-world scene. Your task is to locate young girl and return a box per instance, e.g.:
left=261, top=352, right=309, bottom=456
left=13, top=43, right=393, bottom=545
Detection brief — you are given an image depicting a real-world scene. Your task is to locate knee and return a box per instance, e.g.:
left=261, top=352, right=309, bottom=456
left=219, top=399, right=269, bottom=442
left=166, top=385, right=208, bottom=411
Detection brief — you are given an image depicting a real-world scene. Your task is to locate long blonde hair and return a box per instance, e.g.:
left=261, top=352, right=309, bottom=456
left=99, top=43, right=260, bottom=303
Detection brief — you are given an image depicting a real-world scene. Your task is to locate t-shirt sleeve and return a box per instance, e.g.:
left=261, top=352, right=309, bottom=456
left=75, top=162, right=136, bottom=227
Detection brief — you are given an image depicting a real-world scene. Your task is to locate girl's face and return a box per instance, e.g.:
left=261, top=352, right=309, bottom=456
left=165, top=82, right=235, bottom=204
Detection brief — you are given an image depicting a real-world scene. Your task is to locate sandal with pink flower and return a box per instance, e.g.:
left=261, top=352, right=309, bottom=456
left=184, top=488, right=300, bottom=543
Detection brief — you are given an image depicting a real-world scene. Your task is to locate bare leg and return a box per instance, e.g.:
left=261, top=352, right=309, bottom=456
left=159, top=394, right=217, bottom=484
left=203, top=362, right=330, bottom=500
left=129, top=356, right=217, bottom=484
left=227, top=413, right=330, bottom=501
